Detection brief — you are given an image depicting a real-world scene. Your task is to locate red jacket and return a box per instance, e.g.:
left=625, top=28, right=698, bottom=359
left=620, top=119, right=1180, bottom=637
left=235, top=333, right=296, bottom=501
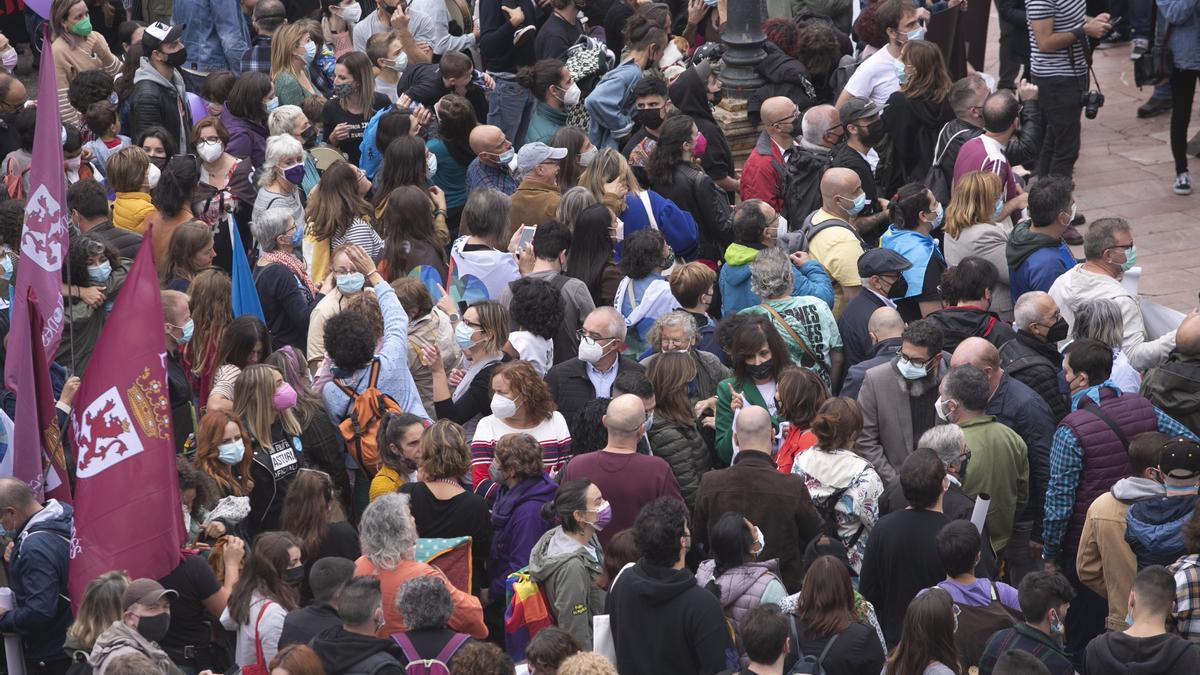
left=740, top=131, right=786, bottom=213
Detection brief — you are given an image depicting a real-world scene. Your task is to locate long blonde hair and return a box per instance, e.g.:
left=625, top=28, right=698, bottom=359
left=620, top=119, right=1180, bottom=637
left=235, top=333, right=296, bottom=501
left=233, top=364, right=301, bottom=448
left=944, top=171, right=1002, bottom=239
left=66, top=571, right=129, bottom=651
left=270, top=23, right=316, bottom=90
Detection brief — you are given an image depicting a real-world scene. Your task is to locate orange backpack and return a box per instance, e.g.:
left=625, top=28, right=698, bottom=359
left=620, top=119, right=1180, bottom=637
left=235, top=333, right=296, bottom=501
left=334, top=358, right=403, bottom=477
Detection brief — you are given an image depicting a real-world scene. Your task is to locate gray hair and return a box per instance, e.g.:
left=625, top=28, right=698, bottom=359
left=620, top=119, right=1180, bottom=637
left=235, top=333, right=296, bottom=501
left=918, top=424, right=967, bottom=469
left=259, top=134, right=305, bottom=188
left=1082, top=217, right=1132, bottom=261
left=645, top=310, right=698, bottom=350
left=359, top=493, right=418, bottom=571
left=268, top=105, right=307, bottom=137
left=556, top=186, right=598, bottom=230
left=462, top=188, right=512, bottom=245
left=1013, top=291, right=1052, bottom=330
left=252, top=208, right=295, bottom=253
left=589, top=306, right=627, bottom=341
left=801, top=104, right=838, bottom=146
left=395, top=576, right=453, bottom=630
left=749, top=246, right=794, bottom=300
left=1072, top=298, right=1124, bottom=348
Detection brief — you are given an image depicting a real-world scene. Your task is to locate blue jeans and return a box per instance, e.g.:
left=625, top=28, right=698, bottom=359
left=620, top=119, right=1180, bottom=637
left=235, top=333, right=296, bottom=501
left=487, top=74, right=531, bottom=146
left=1128, top=0, right=1154, bottom=39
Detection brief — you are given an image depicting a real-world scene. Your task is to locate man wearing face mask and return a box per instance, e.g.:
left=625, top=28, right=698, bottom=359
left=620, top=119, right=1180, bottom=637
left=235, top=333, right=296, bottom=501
left=952, top=90, right=1030, bottom=223
left=508, top=142, right=565, bottom=236
left=1007, top=176, right=1078, bottom=301
left=740, top=97, right=800, bottom=214
left=840, top=307, right=905, bottom=399
left=838, top=249, right=912, bottom=376
left=977, top=571, right=1076, bottom=675
left=129, top=23, right=193, bottom=152
left=308, top=577, right=407, bottom=675
left=466, top=124, right=519, bottom=195
left=1050, top=219, right=1176, bottom=372
left=1124, top=438, right=1200, bottom=571
left=1001, top=291, right=1071, bottom=421
left=777, top=104, right=841, bottom=226
left=0, top=478, right=74, bottom=675
left=163, top=290, right=198, bottom=454
left=796, top=168, right=867, bottom=317
left=0, top=73, right=27, bottom=161
left=831, top=97, right=892, bottom=242
left=89, top=579, right=186, bottom=675
left=937, top=365, right=1029, bottom=559
left=547, top=308, right=646, bottom=438
left=623, top=77, right=671, bottom=186
left=855, top=319, right=951, bottom=486
left=583, top=15, right=668, bottom=151
left=837, top=0, right=923, bottom=108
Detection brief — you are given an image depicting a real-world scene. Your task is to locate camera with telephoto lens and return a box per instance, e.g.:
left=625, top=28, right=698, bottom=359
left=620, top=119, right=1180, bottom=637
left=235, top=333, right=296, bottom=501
left=1081, top=89, right=1105, bottom=119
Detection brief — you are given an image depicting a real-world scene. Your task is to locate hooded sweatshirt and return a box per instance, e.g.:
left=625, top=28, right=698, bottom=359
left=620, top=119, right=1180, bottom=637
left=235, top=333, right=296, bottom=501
left=1125, top=493, right=1199, bottom=569
left=308, top=625, right=404, bottom=675
left=1083, top=630, right=1200, bottom=675
left=925, top=305, right=1017, bottom=354
left=607, top=561, right=731, bottom=675
left=718, top=242, right=835, bottom=316
left=0, top=499, right=74, bottom=661
left=131, top=58, right=190, bottom=153
left=89, top=620, right=185, bottom=675
left=669, top=68, right=734, bottom=183
left=526, top=527, right=605, bottom=650
left=489, top=475, right=558, bottom=599
left=1005, top=221, right=1075, bottom=299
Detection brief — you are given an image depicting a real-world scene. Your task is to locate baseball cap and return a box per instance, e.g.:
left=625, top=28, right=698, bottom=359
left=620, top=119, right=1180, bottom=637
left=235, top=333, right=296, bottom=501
left=122, top=578, right=178, bottom=611
left=838, top=96, right=885, bottom=125
left=516, top=142, right=567, bottom=174
left=858, top=248, right=913, bottom=277
left=142, top=22, right=184, bottom=53
left=1159, top=437, right=1200, bottom=479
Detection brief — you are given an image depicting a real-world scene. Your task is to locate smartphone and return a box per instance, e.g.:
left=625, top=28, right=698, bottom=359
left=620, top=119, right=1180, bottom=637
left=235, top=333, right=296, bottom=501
left=517, top=225, right=536, bottom=250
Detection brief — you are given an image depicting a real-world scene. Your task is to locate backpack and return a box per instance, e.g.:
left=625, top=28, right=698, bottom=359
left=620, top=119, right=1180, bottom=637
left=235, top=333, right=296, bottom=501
left=779, top=146, right=831, bottom=223
left=334, top=357, right=404, bottom=477
left=787, top=617, right=841, bottom=675
left=784, top=210, right=862, bottom=254
left=925, top=122, right=974, bottom=206
left=391, top=632, right=470, bottom=675
left=947, top=581, right=1020, bottom=668
left=814, top=485, right=864, bottom=549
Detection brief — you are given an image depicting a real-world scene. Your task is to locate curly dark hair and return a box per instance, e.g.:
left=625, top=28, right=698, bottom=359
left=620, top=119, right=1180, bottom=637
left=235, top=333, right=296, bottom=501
left=634, top=497, right=689, bottom=567
left=67, top=68, right=115, bottom=114
left=508, top=277, right=564, bottom=340
left=64, top=234, right=119, bottom=288
left=176, top=456, right=214, bottom=523
left=152, top=156, right=200, bottom=216
left=571, top=398, right=610, bottom=455
left=620, top=227, right=666, bottom=279
left=324, top=310, right=378, bottom=372
left=795, top=19, right=843, bottom=77
left=0, top=200, right=24, bottom=250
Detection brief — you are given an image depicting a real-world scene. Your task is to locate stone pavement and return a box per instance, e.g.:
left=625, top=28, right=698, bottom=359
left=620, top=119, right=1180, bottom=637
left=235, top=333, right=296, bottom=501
left=983, top=20, right=1200, bottom=313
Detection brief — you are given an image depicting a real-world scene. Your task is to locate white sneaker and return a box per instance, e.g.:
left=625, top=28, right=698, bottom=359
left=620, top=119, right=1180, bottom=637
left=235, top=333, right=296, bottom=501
left=1175, top=172, right=1192, bottom=195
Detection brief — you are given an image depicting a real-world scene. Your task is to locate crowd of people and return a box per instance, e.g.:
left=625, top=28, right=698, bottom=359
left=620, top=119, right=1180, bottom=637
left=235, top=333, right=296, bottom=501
left=0, top=0, right=1197, bottom=673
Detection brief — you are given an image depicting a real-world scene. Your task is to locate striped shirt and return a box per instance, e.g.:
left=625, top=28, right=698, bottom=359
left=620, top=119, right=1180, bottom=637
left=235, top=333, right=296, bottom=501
left=1026, top=0, right=1089, bottom=77
left=330, top=218, right=385, bottom=261
left=468, top=411, right=572, bottom=488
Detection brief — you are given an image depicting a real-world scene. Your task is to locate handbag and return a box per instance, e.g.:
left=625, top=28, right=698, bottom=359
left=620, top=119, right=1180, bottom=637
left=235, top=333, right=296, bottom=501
left=757, top=302, right=831, bottom=377
left=1135, top=11, right=1173, bottom=87
left=239, top=601, right=273, bottom=675
left=592, top=562, right=635, bottom=664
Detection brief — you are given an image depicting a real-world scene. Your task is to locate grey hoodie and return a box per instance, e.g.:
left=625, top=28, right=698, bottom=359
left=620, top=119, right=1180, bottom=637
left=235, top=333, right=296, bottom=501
left=1111, top=476, right=1165, bottom=502
left=526, top=526, right=605, bottom=650
left=132, top=57, right=189, bottom=151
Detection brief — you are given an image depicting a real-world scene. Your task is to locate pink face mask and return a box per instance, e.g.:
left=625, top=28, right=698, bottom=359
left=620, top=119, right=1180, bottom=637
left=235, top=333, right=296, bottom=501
left=273, top=382, right=298, bottom=411
left=692, top=131, right=708, bottom=157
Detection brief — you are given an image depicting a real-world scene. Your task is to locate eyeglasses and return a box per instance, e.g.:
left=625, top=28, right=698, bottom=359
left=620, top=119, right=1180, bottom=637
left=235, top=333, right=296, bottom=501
left=900, top=354, right=933, bottom=367
left=577, top=329, right=617, bottom=346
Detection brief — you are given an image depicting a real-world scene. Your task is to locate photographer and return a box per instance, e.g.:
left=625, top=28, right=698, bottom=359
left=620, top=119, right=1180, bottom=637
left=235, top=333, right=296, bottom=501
left=1027, top=1, right=1111, bottom=181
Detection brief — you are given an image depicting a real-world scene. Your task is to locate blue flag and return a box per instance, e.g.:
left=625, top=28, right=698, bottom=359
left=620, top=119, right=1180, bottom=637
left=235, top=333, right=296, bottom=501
left=229, top=214, right=265, bottom=322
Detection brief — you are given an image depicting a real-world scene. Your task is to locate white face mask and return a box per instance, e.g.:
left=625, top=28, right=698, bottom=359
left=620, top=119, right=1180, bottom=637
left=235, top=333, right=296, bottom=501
left=146, top=162, right=161, bottom=189
left=578, top=338, right=608, bottom=365
left=336, top=1, right=362, bottom=23
left=491, top=394, right=519, bottom=419
left=197, top=139, right=224, bottom=163
left=559, top=82, right=581, bottom=106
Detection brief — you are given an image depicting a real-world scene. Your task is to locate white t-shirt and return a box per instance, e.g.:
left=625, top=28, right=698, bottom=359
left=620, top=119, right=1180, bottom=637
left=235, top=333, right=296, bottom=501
left=843, top=47, right=900, bottom=107
left=509, top=331, right=554, bottom=377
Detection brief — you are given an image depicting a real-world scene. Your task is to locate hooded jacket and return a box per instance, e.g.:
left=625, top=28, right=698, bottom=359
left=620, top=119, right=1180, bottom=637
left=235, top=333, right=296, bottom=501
left=669, top=67, right=734, bottom=183
left=606, top=561, right=731, bottom=675
left=781, top=142, right=832, bottom=223
left=925, top=305, right=1017, bottom=353
left=527, top=527, right=605, bottom=650
left=1005, top=221, right=1075, bottom=299
left=308, top=625, right=404, bottom=675
left=129, top=58, right=192, bottom=152
left=748, top=42, right=818, bottom=127
left=718, top=243, right=835, bottom=316
left=0, top=499, right=73, bottom=661
left=882, top=90, right=955, bottom=193
left=1141, top=351, right=1200, bottom=437
left=1083, top=630, right=1200, bottom=675
left=89, top=620, right=185, bottom=675
left=489, top=475, right=557, bottom=599
left=1125, top=494, right=1198, bottom=569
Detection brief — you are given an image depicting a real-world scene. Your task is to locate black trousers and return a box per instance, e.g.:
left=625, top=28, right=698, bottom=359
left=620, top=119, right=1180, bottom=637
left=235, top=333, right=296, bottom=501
left=1032, top=74, right=1088, bottom=178
left=1170, top=68, right=1200, bottom=174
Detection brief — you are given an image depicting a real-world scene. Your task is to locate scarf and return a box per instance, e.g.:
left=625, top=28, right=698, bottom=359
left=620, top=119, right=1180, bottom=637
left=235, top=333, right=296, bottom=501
left=453, top=354, right=502, bottom=402
left=260, top=249, right=319, bottom=296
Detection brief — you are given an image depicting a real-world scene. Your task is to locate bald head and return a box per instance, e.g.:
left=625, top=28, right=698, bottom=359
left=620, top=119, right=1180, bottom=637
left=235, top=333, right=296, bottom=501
left=605, top=394, right=648, bottom=439
left=801, top=104, right=840, bottom=148
left=0, top=477, right=39, bottom=526
left=761, top=97, right=797, bottom=126
left=734, top=405, right=773, bottom=453
left=868, top=307, right=904, bottom=342
left=951, top=337, right=1002, bottom=388
left=821, top=168, right=861, bottom=215
left=1178, top=314, right=1200, bottom=355
left=469, top=125, right=510, bottom=166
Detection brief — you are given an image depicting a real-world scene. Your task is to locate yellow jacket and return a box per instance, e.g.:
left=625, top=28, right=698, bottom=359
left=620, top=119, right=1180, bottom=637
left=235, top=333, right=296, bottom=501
left=368, top=466, right=407, bottom=503
left=112, top=192, right=155, bottom=234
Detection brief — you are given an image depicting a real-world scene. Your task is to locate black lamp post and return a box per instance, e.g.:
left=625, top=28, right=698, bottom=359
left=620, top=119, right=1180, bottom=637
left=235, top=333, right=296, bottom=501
left=718, top=0, right=766, bottom=95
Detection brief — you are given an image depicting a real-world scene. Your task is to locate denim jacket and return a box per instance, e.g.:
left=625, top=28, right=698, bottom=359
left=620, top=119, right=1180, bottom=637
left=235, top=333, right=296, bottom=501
left=174, top=0, right=251, bottom=73
left=1159, top=0, right=1200, bottom=70
left=584, top=61, right=642, bottom=150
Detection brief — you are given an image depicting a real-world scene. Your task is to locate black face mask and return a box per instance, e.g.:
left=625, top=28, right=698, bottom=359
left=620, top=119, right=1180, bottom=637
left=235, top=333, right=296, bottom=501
left=283, top=566, right=305, bottom=586
left=861, top=118, right=886, bottom=146
left=633, top=107, right=664, bottom=130
left=886, top=275, right=909, bottom=299
left=957, top=455, right=969, bottom=483
left=709, top=89, right=723, bottom=105
left=163, top=46, right=187, bottom=69
left=148, top=155, right=168, bottom=169
left=135, top=612, right=171, bottom=643
left=301, top=126, right=318, bottom=149
left=746, top=360, right=773, bottom=381
left=1045, top=317, right=1069, bottom=342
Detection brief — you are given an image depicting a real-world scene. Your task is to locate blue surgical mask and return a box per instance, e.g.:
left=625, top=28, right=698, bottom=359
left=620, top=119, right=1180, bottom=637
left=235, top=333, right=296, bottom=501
left=175, top=318, right=194, bottom=345
left=644, top=412, right=654, bottom=433
left=455, top=321, right=477, bottom=349
left=895, top=356, right=929, bottom=380
left=842, top=192, right=867, bottom=216
left=992, top=194, right=1005, bottom=221
left=292, top=221, right=304, bottom=247
left=893, top=59, right=907, bottom=84
left=88, top=260, right=112, bottom=283
left=497, top=149, right=515, bottom=166
left=0, top=254, right=12, bottom=280
left=930, top=202, right=944, bottom=229
left=426, top=152, right=438, bottom=180
left=265, top=96, right=280, bottom=113
left=906, top=25, right=926, bottom=41
left=217, top=440, right=245, bottom=465
left=1120, top=245, right=1137, bottom=272
left=336, top=271, right=365, bottom=294
left=303, top=41, right=316, bottom=64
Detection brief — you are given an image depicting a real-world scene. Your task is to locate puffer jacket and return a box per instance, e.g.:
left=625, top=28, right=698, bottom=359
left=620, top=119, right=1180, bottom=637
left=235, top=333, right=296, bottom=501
left=1142, top=351, right=1200, bottom=436
left=527, top=527, right=606, bottom=650
left=925, top=305, right=1018, bottom=354
left=781, top=142, right=832, bottom=223
left=999, top=330, right=1069, bottom=421
left=694, top=559, right=783, bottom=629
left=1125, top=494, right=1198, bottom=569
left=112, top=192, right=155, bottom=234
left=650, top=163, right=733, bottom=263
left=718, top=242, right=835, bottom=316
left=648, top=420, right=710, bottom=509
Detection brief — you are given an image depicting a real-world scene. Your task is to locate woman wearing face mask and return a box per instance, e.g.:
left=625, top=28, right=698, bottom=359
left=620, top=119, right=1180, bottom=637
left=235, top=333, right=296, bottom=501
left=487, top=433, right=558, bottom=616
left=642, top=310, right=729, bottom=404
left=549, top=126, right=593, bottom=191
left=427, top=94, right=478, bottom=238
left=323, top=52, right=390, bottom=166
left=321, top=0, right=362, bottom=58
left=49, top=0, right=121, bottom=128
left=271, top=24, right=321, bottom=107
left=880, top=182, right=949, bottom=322
left=528, top=479, right=608, bottom=650
left=646, top=114, right=733, bottom=265
left=281, top=469, right=361, bottom=603
left=137, top=126, right=176, bottom=173
left=253, top=133, right=308, bottom=239
left=58, top=235, right=129, bottom=374
left=206, top=315, right=272, bottom=414
left=305, top=160, right=380, bottom=282
left=469, top=361, right=571, bottom=489
left=615, top=228, right=681, bottom=357
left=790, top=397, right=883, bottom=574
left=370, top=412, right=425, bottom=500
left=943, top=171, right=1013, bottom=322
left=251, top=207, right=329, bottom=352
left=695, top=513, right=786, bottom=634
left=714, top=315, right=789, bottom=466
left=305, top=246, right=371, bottom=373
left=192, top=117, right=257, bottom=267
left=428, top=300, right=510, bottom=427
left=517, top=59, right=573, bottom=147
left=108, top=145, right=159, bottom=233
left=221, top=531, right=303, bottom=670
left=645, top=351, right=711, bottom=508
left=1071, top=299, right=1142, bottom=395
left=564, top=203, right=623, bottom=307
left=668, top=55, right=739, bottom=195
left=192, top=410, right=256, bottom=535
left=233, top=363, right=306, bottom=537
left=881, top=40, right=954, bottom=192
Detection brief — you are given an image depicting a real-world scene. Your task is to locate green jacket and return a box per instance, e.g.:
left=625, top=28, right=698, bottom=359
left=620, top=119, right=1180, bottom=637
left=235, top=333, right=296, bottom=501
left=959, top=415, right=1029, bottom=553
left=273, top=72, right=309, bottom=108
left=522, top=101, right=568, bottom=147
left=715, top=376, right=778, bottom=466
left=527, top=526, right=605, bottom=650
left=1141, top=351, right=1200, bottom=437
